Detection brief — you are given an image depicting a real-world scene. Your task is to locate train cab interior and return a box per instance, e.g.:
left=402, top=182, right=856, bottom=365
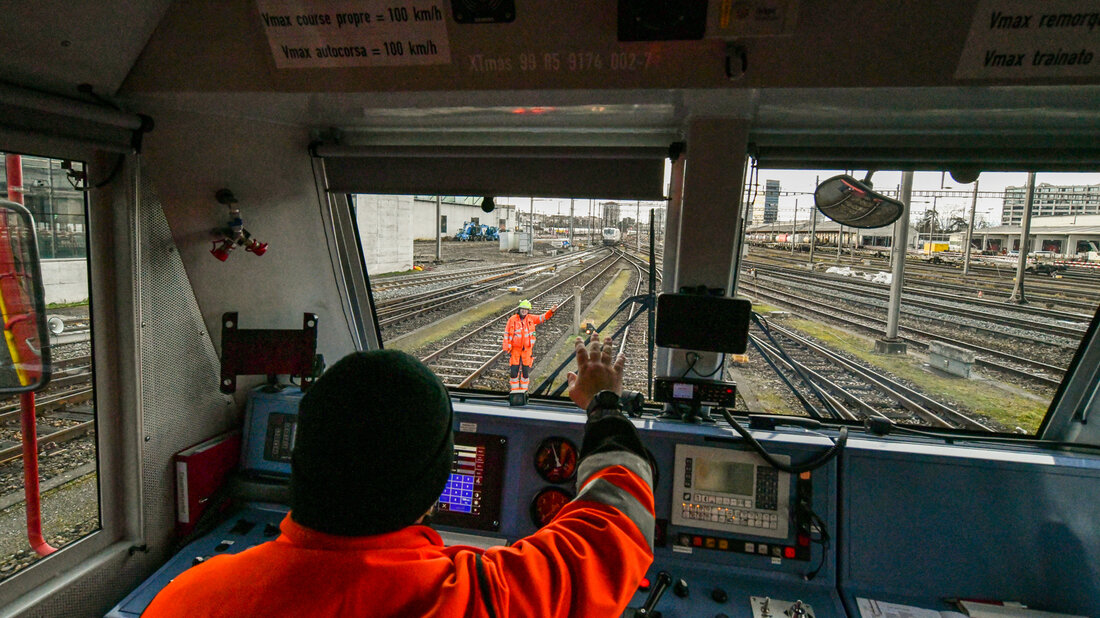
left=0, top=1, right=1099, bottom=616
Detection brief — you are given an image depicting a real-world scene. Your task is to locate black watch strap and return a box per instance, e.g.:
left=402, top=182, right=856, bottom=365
left=586, top=390, right=623, bottom=418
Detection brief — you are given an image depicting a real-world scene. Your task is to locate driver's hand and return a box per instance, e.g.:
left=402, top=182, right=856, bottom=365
left=567, top=334, right=625, bottom=410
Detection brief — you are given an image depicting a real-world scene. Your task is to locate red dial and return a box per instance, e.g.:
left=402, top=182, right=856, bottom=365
left=530, top=487, right=573, bottom=528
left=533, top=437, right=578, bottom=483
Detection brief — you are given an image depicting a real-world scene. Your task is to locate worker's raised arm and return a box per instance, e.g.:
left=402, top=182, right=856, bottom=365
left=473, top=336, right=654, bottom=617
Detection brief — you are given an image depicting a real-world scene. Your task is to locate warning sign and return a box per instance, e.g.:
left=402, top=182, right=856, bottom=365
left=256, top=0, right=451, bottom=68
left=955, top=0, right=1100, bottom=79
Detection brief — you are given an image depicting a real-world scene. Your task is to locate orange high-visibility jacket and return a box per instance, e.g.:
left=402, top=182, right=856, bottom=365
left=143, top=433, right=653, bottom=617
left=502, top=309, right=553, bottom=354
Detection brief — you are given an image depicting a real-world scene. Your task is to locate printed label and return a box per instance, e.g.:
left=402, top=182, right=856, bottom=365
left=956, top=0, right=1100, bottom=79
left=256, top=0, right=451, bottom=68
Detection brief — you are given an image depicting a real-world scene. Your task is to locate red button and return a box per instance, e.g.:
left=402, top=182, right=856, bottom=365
left=784, top=547, right=796, bottom=559
left=798, top=534, right=811, bottom=547
left=692, top=536, right=703, bottom=547
left=639, top=577, right=650, bottom=591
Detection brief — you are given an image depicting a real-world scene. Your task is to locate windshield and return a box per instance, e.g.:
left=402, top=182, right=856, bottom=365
left=355, top=170, right=1099, bottom=436
left=357, top=195, right=659, bottom=403
left=741, top=169, right=1098, bottom=435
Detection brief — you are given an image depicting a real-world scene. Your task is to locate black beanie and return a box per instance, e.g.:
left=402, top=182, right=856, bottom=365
left=289, top=350, right=454, bottom=536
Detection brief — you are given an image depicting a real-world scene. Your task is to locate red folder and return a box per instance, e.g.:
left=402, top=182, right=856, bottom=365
left=175, top=430, right=241, bottom=537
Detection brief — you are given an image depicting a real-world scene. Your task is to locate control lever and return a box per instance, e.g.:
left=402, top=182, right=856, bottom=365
left=786, top=600, right=807, bottom=617
left=634, top=571, right=672, bottom=617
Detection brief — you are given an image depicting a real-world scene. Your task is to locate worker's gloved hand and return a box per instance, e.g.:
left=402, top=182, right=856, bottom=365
left=503, top=343, right=512, bottom=352
left=566, top=334, right=625, bottom=411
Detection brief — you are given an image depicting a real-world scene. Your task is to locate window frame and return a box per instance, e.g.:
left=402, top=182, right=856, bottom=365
left=0, top=144, right=138, bottom=609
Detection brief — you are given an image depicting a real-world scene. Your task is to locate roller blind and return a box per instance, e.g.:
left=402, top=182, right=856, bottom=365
left=0, top=84, right=148, bottom=155
left=315, top=145, right=667, bottom=199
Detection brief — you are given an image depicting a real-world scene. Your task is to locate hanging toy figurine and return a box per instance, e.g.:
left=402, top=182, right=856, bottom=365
left=210, top=189, right=268, bottom=261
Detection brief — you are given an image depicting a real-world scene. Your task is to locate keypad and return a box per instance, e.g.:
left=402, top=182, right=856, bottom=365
left=755, top=467, right=779, bottom=511
left=680, top=492, right=780, bottom=530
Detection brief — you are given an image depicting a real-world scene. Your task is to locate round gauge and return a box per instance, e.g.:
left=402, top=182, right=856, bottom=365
left=530, top=487, right=574, bottom=528
left=533, top=436, right=578, bottom=483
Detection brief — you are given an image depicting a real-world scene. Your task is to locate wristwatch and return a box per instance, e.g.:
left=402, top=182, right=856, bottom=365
left=586, top=390, right=623, bottom=420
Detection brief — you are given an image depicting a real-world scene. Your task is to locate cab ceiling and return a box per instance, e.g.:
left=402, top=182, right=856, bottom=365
left=1, top=1, right=1099, bottom=159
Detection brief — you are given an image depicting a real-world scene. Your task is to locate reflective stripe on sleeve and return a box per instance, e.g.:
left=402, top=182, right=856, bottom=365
left=573, top=477, right=655, bottom=551
left=577, top=451, right=653, bottom=490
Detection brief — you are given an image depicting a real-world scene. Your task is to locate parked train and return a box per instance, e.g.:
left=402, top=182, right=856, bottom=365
left=0, top=3, right=1097, bottom=618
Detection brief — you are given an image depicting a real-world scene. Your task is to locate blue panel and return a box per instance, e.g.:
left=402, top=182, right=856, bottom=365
left=112, top=396, right=845, bottom=617
left=841, top=440, right=1100, bottom=615
left=107, top=504, right=289, bottom=617
left=240, top=386, right=303, bottom=477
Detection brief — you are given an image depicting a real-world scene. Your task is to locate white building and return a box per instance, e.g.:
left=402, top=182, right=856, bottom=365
left=410, top=196, right=516, bottom=240
left=354, top=195, right=520, bottom=274
left=950, top=214, right=1100, bottom=257
left=1001, top=183, right=1100, bottom=225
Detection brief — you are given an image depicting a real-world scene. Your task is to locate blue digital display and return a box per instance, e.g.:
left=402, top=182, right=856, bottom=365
left=437, top=444, right=483, bottom=515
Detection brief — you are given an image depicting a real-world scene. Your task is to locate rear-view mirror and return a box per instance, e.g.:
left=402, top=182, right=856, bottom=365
left=0, top=199, right=51, bottom=392
left=814, top=174, right=905, bottom=228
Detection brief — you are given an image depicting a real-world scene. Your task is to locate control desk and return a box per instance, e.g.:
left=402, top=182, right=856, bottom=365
left=108, top=387, right=840, bottom=617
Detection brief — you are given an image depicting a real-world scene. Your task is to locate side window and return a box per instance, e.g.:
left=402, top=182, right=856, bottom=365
left=0, top=152, right=98, bottom=581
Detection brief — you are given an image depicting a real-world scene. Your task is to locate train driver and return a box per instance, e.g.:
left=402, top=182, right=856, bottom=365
left=503, top=298, right=557, bottom=393
left=143, top=338, right=655, bottom=617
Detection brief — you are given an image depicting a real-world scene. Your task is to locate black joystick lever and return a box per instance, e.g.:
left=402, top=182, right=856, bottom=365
left=634, top=571, right=672, bottom=617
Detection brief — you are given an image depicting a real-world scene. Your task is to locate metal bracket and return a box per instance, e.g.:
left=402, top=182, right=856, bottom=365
left=219, top=312, right=319, bottom=393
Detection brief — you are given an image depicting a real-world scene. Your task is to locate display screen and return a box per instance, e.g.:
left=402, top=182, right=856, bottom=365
left=432, top=432, right=506, bottom=531
left=693, top=459, right=754, bottom=495
left=263, top=413, right=297, bottom=463
left=672, top=382, right=694, bottom=399
left=438, top=444, right=483, bottom=514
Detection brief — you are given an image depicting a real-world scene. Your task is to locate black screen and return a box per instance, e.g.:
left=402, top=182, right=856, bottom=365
left=655, top=294, right=751, bottom=354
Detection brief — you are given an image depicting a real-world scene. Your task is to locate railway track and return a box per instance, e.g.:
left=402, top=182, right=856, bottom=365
left=746, top=265, right=1089, bottom=342
left=745, top=248, right=1100, bottom=311
left=0, top=351, right=95, bottom=465
left=750, top=323, right=994, bottom=431
left=739, top=279, right=1065, bottom=388
left=420, top=250, right=624, bottom=388
left=373, top=262, right=524, bottom=292
left=376, top=250, right=599, bottom=328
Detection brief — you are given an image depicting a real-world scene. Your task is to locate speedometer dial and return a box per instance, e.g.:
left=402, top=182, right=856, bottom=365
left=530, top=487, right=573, bottom=528
left=533, top=437, right=578, bottom=483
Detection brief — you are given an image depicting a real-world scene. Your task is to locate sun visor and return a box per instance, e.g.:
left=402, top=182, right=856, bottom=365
left=315, top=145, right=667, bottom=199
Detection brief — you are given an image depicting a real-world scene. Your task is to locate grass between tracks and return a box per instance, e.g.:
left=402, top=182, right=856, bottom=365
left=783, top=317, right=1048, bottom=433
left=532, top=269, right=633, bottom=394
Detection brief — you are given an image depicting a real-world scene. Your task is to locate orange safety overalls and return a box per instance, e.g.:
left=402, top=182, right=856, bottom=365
left=143, top=429, right=656, bottom=618
left=502, top=308, right=554, bottom=392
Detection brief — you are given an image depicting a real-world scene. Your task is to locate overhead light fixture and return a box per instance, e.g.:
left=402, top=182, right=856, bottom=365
left=814, top=174, right=904, bottom=229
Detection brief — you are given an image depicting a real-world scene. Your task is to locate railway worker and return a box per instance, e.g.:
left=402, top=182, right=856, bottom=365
left=143, top=341, right=654, bottom=618
left=503, top=298, right=557, bottom=393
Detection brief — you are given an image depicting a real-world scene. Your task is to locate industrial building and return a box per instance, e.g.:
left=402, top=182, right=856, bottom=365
left=950, top=214, right=1100, bottom=258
